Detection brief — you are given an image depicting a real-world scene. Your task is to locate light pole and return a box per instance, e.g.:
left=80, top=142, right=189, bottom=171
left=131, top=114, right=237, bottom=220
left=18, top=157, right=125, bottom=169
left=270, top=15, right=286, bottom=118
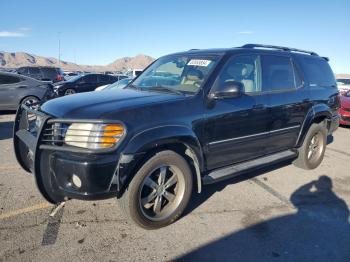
left=58, top=32, right=61, bottom=67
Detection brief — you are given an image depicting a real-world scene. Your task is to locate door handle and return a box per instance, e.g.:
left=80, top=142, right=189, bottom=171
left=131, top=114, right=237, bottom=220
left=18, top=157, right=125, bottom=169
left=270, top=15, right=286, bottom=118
left=18, top=85, right=27, bottom=89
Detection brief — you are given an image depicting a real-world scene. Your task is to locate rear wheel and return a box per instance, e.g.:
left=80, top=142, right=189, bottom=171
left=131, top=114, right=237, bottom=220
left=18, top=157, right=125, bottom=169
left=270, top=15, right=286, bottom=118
left=119, top=150, right=193, bottom=229
left=64, top=88, right=76, bottom=95
left=293, top=122, right=327, bottom=170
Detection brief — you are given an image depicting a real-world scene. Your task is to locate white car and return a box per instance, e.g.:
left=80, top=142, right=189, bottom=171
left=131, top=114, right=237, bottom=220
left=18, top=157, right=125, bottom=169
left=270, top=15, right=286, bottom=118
left=125, top=69, right=143, bottom=78
left=337, top=78, right=350, bottom=95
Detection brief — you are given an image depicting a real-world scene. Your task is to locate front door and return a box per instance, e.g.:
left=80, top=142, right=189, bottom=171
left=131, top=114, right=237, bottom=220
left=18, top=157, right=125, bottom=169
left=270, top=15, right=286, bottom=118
left=204, top=54, right=270, bottom=170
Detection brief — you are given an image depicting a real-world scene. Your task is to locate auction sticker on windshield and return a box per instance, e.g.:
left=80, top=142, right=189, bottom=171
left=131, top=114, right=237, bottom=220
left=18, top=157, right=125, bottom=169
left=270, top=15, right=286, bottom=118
left=187, top=59, right=212, bottom=67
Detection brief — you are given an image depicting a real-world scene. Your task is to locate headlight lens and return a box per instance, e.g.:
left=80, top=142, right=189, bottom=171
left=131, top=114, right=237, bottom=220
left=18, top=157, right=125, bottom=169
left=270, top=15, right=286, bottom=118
left=64, top=123, right=125, bottom=149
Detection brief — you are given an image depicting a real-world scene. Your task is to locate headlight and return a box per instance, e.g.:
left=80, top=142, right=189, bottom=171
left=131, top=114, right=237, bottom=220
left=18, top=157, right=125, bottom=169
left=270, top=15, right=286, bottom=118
left=64, top=123, right=125, bottom=149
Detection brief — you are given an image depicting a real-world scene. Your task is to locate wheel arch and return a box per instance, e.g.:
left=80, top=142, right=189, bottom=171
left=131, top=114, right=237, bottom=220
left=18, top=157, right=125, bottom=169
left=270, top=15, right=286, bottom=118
left=118, top=125, right=204, bottom=195
left=296, top=104, right=332, bottom=148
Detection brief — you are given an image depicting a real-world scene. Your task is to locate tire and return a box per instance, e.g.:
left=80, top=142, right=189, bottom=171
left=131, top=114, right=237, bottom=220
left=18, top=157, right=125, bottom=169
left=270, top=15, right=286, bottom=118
left=21, top=96, right=39, bottom=107
left=64, top=88, right=76, bottom=95
left=119, top=150, right=193, bottom=229
left=293, top=122, right=327, bottom=170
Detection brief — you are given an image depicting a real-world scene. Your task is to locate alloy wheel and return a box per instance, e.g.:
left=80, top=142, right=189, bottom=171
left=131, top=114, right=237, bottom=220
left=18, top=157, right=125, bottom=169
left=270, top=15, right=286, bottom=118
left=138, top=165, right=186, bottom=221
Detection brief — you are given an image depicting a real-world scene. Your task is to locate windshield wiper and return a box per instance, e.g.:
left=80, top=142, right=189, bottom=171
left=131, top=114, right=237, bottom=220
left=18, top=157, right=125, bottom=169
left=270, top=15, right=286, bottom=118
left=147, top=86, right=185, bottom=96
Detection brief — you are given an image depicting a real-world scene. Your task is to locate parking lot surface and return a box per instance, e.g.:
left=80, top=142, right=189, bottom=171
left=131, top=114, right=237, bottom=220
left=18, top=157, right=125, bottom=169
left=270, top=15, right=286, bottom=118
left=1, top=112, right=350, bottom=262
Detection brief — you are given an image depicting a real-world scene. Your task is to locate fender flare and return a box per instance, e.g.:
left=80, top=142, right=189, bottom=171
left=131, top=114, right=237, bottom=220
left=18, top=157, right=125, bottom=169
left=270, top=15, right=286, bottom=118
left=119, top=125, right=204, bottom=193
left=296, top=104, right=332, bottom=147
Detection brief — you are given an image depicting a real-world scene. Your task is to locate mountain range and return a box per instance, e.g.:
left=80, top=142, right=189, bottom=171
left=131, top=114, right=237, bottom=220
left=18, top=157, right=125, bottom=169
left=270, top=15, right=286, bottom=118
left=0, top=51, right=155, bottom=72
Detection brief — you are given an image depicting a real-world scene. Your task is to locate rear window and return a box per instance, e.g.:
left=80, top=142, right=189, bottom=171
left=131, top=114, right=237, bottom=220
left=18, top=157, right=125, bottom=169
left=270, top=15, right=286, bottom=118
left=297, top=56, right=336, bottom=88
left=41, top=68, right=59, bottom=78
left=0, top=74, right=21, bottom=84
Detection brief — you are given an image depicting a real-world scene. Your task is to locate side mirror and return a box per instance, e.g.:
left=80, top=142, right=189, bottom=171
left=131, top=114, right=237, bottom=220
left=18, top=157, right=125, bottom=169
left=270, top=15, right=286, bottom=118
left=209, top=81, right=243, bottom=99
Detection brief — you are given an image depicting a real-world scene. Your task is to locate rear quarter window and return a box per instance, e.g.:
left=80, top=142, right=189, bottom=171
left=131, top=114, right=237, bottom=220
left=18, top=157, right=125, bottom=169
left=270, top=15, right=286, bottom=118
left=297, top=56, right=336, bottom=88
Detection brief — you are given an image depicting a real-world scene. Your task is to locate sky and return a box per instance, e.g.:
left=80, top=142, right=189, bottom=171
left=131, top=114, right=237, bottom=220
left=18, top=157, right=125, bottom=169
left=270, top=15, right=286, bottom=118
left=0, top=0, right=349, bottom=73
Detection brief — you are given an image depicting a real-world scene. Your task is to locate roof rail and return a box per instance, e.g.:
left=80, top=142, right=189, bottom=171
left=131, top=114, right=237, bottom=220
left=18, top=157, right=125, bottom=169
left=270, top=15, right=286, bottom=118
left=241, top=44, right=319, bottom=56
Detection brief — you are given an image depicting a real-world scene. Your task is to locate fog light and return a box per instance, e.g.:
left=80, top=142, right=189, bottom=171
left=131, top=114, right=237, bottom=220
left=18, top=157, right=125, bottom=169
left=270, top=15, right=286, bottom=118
left=72, top=174, right=82, bottom=188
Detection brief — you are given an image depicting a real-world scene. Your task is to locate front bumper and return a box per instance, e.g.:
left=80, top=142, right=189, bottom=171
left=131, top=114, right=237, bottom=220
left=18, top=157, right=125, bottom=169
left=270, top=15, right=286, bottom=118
left=13, top=105, right=139, bottom=203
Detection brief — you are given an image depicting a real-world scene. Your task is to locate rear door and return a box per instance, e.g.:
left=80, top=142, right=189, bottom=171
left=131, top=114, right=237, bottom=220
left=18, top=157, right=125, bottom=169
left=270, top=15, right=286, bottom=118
left=0, top=74, right=23, bottom=109
left=261, top=54, right=311, bottom=153
left=77, top=74, right=98, bottom=92
left=204, top=54, right=270, bottom=170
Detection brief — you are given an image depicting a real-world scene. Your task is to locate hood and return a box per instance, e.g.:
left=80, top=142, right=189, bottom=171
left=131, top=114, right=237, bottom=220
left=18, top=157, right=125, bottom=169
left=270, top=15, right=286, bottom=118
left=40, top=89, right=184, bottom=118
left=340, top=95, right=350, bottom=108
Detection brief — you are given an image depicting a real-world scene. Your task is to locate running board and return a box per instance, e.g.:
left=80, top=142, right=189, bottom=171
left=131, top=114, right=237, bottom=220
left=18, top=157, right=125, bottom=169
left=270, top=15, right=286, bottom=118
left=202, top=150, right=297, bottom=184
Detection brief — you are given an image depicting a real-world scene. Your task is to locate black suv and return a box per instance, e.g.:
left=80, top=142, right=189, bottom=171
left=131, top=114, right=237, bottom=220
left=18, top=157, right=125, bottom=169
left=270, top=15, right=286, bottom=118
left=17, top=66, right=64, bottom=82
left=14, top=44, right=340, bottom=229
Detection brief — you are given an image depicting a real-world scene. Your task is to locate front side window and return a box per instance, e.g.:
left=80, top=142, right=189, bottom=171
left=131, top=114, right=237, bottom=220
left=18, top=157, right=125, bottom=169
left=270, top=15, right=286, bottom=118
left=212, top=54, right=260, bottom=93
left=261, top=55, right=296, bottom=91
left=132, top=55, right=219, bottom=95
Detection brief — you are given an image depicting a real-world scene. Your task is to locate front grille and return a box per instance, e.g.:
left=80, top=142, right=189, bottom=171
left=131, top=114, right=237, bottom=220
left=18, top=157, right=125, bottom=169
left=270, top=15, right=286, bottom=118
left=41, top=122, right=69, bottom=146
left=341, top=116, right=350, bottom=122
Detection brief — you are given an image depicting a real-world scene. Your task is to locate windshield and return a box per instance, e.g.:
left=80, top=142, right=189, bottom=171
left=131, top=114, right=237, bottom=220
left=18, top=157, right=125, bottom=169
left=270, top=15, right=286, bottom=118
left=131, top=55, right=219, bottom=95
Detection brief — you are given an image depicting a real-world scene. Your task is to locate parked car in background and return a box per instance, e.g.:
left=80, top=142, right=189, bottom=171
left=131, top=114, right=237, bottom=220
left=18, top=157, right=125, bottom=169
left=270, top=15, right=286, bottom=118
left=14, top=44, right=339, bottom=229
left=17, top=66, right=65, bottom=83
left=63, top=71, right=80, bottom=80
left=340, top=90, right=350, bottom=125
left=0, top=71, right=54, bottom=110
left=337, top=78, right=350, bottom=95
left=97, top=78, right=132, bottom=91
left=125, top=69, right=143, bottom=78
left=54, top=73, right=119, bottom=96
left=95, top=74, right=129, bottom=91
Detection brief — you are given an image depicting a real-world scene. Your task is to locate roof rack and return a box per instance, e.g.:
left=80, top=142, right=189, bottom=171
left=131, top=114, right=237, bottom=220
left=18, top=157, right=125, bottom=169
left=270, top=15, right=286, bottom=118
left=241, top=44, right=319, bottom=56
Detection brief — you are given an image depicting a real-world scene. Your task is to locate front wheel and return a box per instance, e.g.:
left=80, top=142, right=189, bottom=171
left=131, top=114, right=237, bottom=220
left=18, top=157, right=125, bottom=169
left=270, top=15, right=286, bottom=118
left=119, top=150, right=193, bottom=229
left=293, top=122, right=327, bottom=170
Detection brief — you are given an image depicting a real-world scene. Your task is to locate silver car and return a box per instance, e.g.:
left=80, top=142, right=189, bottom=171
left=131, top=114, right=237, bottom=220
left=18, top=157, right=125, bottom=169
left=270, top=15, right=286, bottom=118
left=0, top=72, right=55, bottom=110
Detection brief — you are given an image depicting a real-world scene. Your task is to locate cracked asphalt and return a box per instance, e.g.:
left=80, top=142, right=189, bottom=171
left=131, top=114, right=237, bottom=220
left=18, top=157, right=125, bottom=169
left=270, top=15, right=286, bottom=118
left=1, top=112, right=350, bottom=262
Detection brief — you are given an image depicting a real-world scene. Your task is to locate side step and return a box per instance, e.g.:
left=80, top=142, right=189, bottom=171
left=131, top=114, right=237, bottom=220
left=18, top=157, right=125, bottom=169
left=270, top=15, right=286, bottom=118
left=202, top=150, right=297, bottom=184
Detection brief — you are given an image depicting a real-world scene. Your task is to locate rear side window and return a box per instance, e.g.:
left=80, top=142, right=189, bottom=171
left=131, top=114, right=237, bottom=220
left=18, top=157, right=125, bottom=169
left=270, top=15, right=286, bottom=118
left=83, top=75, right=97, bottom=83
left=0, top=75, right=21, bottom=84
left=298, top=56, right=336, bottom=88
left=41, top=68, right=58, bottom=78
left=99, top=74, right=111, bottom=83
left=261, top=55, right=296, bottom=91
left=29, top=67, right=40, bottom=74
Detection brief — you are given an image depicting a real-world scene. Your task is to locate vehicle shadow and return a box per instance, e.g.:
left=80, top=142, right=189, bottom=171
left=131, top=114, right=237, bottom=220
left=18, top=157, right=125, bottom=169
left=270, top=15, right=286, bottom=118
left=178, top=175, right=350, bottom=261
left=0, top=121, right=14, bottom=140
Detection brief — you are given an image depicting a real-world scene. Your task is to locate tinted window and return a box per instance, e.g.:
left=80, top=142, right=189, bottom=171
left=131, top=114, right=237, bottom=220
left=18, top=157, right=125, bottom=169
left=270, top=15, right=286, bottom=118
left=261, top=55, right=295, bottom=91
left=82, top=75, right=97, bottom=83
left=0, top=75, right=21, bottom=84
left=298, top=56, right=336, bottom=88
left=41, top=68, right=58, bottom=78
left=99, top=74, right=111, bottom=83
left=17, top=68, right=28, bottom=74
left=213, top=54, right=260, bottom=93
left=29, top=67, right=41, bottom=74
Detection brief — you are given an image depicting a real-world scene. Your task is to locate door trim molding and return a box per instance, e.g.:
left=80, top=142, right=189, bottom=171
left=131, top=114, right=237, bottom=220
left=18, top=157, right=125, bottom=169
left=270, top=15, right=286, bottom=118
left=208, top=125, right=300, bottom=146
